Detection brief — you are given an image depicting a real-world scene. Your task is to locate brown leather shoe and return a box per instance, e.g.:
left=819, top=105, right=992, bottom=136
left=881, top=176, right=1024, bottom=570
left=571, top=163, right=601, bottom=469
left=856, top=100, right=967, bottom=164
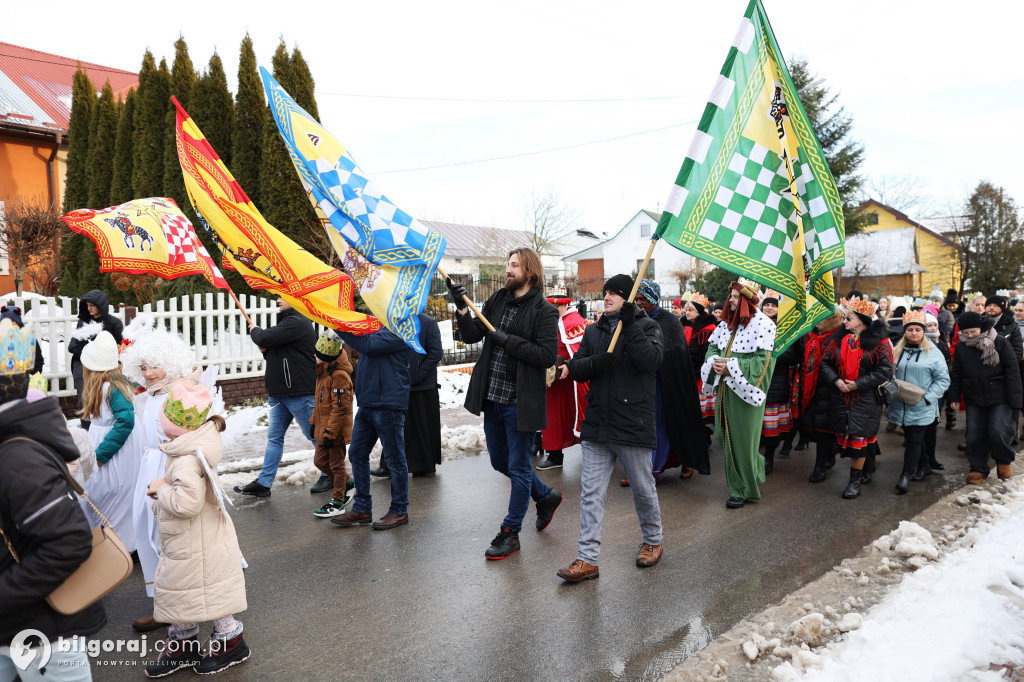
left=372, top=512, right=409, bottom=530
left=330, top=510, right=372, bottom=527
left=619, top=478, right=630, bottom=487
left=997, top=464, right=1013, bottom=481
left=680, top=467, right=695, bottom=479
left=636, top=542, right=663, bottom=568
left=557, top=559, right=599, bottom=583
left=966, top=471, right=985, bottom=485
left=132, top=613, right=167, bottom=632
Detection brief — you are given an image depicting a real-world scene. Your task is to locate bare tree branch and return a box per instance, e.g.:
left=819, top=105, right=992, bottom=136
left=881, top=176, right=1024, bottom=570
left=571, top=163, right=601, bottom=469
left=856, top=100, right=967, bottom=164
left=522, top=187, right=580, bottom=254
left=1, top=196, right=63, bottom=295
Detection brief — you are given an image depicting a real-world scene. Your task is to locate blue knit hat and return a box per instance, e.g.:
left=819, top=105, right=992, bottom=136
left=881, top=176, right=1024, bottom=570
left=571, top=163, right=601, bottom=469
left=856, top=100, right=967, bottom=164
left=637, top=279, right=660, bottom=305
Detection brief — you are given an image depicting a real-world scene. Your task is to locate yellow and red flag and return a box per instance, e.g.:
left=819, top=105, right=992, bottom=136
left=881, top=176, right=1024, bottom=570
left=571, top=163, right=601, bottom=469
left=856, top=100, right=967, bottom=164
left=172, top=97, right=381, bottom=335
left=61, top=197, right=229, bottom=289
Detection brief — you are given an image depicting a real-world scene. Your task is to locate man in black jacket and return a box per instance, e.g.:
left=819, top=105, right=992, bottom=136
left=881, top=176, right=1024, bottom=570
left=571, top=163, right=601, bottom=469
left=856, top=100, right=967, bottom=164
left=1, top=319, right=106, bottom=674
left=556, top=274, right=665, bottom=583
left=235, top=298, right=318, bottom=498
left=449, top=248, right=563, bottom=560
left=985, top=295, right=1024, bottom=442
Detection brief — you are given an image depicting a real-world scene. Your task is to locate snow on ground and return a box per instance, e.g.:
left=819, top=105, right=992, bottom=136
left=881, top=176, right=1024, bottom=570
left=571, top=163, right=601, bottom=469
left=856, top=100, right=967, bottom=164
left=667, top=474, right=1024, bottom=682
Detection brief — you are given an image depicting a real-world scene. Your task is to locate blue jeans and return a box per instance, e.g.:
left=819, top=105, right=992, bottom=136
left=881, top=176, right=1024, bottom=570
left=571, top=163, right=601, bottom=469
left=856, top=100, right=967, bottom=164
left=349, top=407, right=409, bottom=516
left=482, top=400, right=552, bottom=532
left=257, top=394, right=316, bottom=487
left=1, top=647, right=92, bottom=681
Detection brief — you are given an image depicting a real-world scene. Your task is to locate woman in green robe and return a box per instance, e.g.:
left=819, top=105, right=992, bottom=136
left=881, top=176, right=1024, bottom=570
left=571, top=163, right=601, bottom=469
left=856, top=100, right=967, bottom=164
left=700, top=282, right=776, bottom=508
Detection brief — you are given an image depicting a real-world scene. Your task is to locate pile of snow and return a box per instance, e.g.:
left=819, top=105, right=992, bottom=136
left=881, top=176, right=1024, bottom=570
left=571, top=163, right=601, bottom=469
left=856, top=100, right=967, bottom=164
left=438, top=370, right=471, bottom=408
left=221, top=405, right=269, bottom=449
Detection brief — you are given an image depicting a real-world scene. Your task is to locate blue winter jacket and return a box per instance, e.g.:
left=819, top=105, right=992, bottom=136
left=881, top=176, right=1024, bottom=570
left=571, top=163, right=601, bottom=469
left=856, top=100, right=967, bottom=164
left=886, top=344, right=950, bottom=427
left=337, top=328, right=411, bottom=410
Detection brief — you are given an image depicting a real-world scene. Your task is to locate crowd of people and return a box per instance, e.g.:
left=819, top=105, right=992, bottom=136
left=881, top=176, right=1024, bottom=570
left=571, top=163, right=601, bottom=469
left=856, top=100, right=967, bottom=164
left=2, top=257, right=1023, bottom=677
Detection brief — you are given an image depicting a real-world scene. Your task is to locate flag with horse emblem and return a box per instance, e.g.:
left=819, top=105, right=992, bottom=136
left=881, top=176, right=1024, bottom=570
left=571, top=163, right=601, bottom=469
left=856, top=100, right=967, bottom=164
left=261, top=68, right=446, bottom=353
left=172, top=97, right=382, bottom=335
left=655, top=0, right=845, bottom=354
left=61, top=198, right=229, bottom=289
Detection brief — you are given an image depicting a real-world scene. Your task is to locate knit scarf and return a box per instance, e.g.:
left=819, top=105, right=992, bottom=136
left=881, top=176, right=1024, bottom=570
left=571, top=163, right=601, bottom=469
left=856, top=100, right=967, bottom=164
left=962, top=327, right=999, bottom=366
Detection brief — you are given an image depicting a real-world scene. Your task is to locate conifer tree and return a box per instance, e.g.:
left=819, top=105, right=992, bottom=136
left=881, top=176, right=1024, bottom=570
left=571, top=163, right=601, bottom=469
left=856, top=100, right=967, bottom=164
left=192, top=52, right=234, bottom=169
left=58, top=67, right=96, bottom=296
left=287, top=47, right=319, bottom=122
left=259, top=40, right=317, bottom=242
left=164, top=37, right=197, bottom=215
left=110, top=89, right=136, bottom=204
left=231, top=34, right=264, bottom=209
left=86, top=81, right=118, bottom=209
left=132, top=52, right=170, bottom=198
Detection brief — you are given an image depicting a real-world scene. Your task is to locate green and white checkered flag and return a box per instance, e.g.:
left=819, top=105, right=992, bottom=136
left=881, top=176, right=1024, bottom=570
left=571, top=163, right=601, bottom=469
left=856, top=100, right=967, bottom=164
left=655, top=0, right=845, bottom=354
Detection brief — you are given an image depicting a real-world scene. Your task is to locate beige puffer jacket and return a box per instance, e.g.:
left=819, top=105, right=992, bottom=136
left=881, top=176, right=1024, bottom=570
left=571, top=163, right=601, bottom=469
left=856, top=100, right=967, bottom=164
left=152, top=421, right=246, bottom=624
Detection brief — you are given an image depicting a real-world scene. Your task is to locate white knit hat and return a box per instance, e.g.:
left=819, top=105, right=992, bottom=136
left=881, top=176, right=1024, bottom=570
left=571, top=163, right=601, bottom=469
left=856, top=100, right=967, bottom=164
left=81, top=331, right=119, bottom=372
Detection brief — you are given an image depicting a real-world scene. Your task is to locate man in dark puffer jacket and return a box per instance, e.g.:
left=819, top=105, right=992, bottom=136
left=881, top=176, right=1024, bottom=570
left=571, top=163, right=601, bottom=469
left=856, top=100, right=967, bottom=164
left=1, top=320, right=106, bottom=675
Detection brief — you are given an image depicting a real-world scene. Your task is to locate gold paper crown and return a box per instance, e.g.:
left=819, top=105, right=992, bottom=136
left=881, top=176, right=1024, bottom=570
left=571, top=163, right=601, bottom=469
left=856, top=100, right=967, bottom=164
left=763, top=289, right=781, bottom=301
left=733, top=277, right=761, bottom=301
left=0, top=319, right=35, bottom=376
left=315, top=332, right=342, bottom=358
left=902, top=310, right=927, bottom=327
left=690, top=292, right=709, bottom=307
left=841, top=297, right=877, bottom=318
left=28, top=373, right=47, bottom=393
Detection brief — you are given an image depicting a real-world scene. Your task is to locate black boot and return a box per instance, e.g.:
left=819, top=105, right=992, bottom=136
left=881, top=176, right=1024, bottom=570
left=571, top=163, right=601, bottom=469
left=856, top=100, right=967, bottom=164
left=860, top=452, right=877, bottom=485
left=910, top=464, right=931, bottom=481
left=536, top=451, right=563, bottom=471
left=895, top=471, right=910, bottom=494
left=808, top=465, right=828, bottom=483
left=780, top=431, right=795, bottom=458
left=794, top=429, right=810, bottom=451
left=929, top=458, right=945, bottom=471
left=145, top=636, right=201, bottom=677
left=945, top=411, right=956, bottom=430
left=763, top=448, right=775, bottom=475
left=842, top=469, right=864, bottom=499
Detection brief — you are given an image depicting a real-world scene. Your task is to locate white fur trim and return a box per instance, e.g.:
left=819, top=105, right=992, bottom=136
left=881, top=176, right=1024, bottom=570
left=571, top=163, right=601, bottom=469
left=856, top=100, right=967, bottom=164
left=71, top=320, right=103, bottom=341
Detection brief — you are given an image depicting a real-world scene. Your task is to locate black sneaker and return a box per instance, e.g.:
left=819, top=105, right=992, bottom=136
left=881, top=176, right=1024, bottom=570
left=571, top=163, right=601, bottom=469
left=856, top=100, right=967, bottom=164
left=194, top=634, right=251, bottom=675
left=536, top=454, right=563, bottom=470
left=535, top=489, right=563, bottom=531
left=312, top=499, right=347, bottom=519
left=144, top=636, right=201, bottom=678
left=485, top=527, right=520, bottom=560
left=233, top=480, right=271, bottom=497
left=310, top=474, right=333, bottom=494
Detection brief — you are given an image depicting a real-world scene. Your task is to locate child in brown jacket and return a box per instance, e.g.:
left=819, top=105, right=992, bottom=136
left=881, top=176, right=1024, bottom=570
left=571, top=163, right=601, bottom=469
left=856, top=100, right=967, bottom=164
left=310, top=331, right=355, bottom=518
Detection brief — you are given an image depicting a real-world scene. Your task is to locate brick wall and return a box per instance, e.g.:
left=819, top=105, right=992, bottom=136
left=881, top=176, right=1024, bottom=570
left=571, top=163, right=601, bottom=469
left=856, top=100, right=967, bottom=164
left=219, top=376, right=268, bottom=406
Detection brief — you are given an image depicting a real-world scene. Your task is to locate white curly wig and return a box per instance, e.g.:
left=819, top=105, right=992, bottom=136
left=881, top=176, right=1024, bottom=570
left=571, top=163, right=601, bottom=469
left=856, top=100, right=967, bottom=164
left=120, top=327, right=195, bottom=386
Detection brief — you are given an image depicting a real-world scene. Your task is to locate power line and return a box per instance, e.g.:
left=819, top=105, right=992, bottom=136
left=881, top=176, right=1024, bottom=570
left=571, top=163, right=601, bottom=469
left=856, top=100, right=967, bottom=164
left=0, top=52, right=136, bottom=77
left=319, top=91, right=687, bottom=104
left=372, top=120, right=697, bottom=174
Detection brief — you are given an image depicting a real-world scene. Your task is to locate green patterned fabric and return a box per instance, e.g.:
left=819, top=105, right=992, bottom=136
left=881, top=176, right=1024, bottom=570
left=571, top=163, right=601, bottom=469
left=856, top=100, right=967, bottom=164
left=656, top=0, right=845, bottom=355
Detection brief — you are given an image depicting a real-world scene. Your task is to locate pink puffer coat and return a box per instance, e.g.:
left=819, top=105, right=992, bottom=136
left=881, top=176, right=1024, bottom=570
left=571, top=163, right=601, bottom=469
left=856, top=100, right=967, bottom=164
left=152, top=421, right=246, bottom=624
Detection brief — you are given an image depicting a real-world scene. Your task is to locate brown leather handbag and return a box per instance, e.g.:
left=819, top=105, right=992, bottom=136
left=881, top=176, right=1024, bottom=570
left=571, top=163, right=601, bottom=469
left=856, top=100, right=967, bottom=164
left=0, top=436, right=133, bottom=615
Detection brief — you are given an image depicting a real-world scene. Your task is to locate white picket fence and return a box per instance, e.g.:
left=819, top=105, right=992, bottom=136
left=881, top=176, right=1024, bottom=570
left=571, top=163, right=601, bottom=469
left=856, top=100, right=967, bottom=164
left=4, top=292, right=279, bottom=398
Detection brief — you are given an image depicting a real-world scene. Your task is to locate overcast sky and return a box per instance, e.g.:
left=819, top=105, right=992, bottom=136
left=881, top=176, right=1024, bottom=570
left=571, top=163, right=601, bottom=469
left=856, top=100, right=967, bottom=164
left=4, top=0, right=1021, bottom=236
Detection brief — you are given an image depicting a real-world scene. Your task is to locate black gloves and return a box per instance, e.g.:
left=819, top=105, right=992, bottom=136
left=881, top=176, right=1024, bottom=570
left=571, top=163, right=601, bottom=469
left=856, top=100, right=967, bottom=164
left=618, top=302, right=636, bottom=327
left=488, top=329, right=509, bottom=347
left=447, top=278, right=469, bottom=307
left=591, top=352, right=614, bottom=375
left=322, top=437, right=335, bottom=450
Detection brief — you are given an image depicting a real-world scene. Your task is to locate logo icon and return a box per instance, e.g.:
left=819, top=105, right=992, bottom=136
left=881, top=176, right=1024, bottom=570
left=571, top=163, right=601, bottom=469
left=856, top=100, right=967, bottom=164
left=10, top=629, right=51, bottom=671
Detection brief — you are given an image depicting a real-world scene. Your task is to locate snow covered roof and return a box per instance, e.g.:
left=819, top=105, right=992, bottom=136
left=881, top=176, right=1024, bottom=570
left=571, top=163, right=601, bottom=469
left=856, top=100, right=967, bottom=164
left=423, top=220, right=532, bottom=259
left=842, top=227, right=926, bottom=276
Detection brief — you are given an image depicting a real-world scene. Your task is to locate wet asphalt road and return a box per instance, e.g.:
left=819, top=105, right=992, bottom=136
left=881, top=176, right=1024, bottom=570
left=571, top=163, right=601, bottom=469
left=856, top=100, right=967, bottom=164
left=90, top=423, right=973, bottom=681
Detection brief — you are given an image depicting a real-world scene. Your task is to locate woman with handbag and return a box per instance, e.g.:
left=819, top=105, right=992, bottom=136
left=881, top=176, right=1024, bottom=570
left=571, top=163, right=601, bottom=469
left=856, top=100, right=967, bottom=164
left=820, top=299, right=895, bottom=499
left=0, top=319, right=106, bottom=681
left=948, top=312, right=1023, bottom=484
left=886, top=312, right=950, bottom=494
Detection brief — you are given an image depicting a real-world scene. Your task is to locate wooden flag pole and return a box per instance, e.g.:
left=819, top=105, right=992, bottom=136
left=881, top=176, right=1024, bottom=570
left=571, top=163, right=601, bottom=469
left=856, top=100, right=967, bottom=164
left=437, top=266, right=496, bottom=332
left=606, top=237, right=659, bottom=353
left=226, top=286, right=254, bottom=327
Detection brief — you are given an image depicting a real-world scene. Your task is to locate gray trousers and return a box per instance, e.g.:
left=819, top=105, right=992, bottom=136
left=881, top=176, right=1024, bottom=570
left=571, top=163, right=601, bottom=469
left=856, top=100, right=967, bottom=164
left=577, top=440, right=663, bottom=565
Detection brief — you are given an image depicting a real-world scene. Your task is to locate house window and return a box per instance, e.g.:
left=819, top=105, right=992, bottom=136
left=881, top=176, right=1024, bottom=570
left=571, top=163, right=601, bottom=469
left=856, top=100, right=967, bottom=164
left=637, top=259, right=655, bottom=279
left=640, top=223, right=652, bottom=238
left=865, top=213, right=879, bottom=226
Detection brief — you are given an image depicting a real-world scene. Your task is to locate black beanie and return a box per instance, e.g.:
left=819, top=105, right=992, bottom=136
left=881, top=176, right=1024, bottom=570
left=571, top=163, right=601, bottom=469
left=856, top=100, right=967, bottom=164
left=986, top=295, right=1008, bottom=312
left=603, top=274, right=634, bottom=300
left=761, top=297, right=779, bottom=307
left=958, top=311, right=984, bottom=330
left=944, top=288, right=959, bottom=306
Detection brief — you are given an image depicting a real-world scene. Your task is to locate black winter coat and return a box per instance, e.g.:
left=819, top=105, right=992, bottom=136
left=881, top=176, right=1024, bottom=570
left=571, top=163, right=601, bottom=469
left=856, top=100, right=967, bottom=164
left=67, top=289, right=124, bottom=364
left=765, top=332, right=800, bottom=405
left=568, top=310, right=664, bottom=449
left=948, top=333, right=1023, bottom=409
left=458, top=287, right=557, bottom=432
left=993, top=312, right=1024, bottom=360
left=0, top=397, right=106, bottom=646
left=250, top=308, right=317, bottom=397
left=799, top=328, right=843, bottom=432
left=408, top=313, right=443, bottom=392
left=820, top=320, right=894, bottom=440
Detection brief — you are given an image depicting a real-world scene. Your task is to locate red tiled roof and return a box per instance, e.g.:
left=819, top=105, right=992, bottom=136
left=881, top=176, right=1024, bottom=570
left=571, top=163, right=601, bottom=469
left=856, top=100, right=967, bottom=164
left=0, top=42, right=138, bottom=133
